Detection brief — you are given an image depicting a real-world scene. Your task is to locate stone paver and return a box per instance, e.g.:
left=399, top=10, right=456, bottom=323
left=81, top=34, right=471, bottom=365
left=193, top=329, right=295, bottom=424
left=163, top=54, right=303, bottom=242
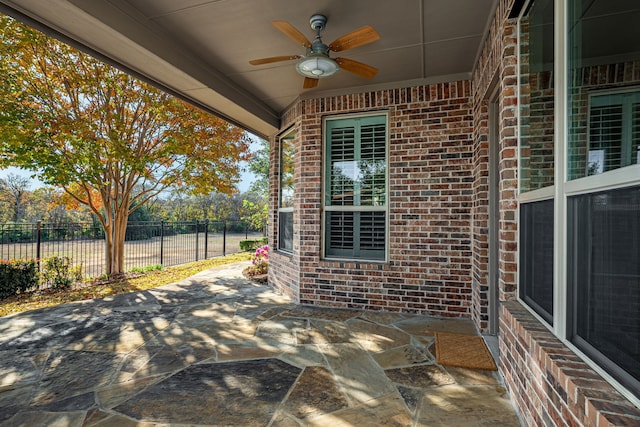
left=0, top=261, right=522, bottom=426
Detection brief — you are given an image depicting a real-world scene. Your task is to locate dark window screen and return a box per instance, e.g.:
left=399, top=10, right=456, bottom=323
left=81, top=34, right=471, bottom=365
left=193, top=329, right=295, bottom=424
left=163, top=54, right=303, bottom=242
left=569, top=185, right=640, bottom=396
left=520, top=199, right=554, bottom=324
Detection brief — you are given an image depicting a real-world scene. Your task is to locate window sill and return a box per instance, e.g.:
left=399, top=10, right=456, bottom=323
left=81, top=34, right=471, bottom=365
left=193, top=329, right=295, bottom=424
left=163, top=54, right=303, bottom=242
left=501, top=301, right=640, bottom=425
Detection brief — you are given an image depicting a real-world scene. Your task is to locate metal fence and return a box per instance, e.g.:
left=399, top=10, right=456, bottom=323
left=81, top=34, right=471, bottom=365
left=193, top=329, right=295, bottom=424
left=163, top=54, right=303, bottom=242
left=0, top=220, right=265, bottom=279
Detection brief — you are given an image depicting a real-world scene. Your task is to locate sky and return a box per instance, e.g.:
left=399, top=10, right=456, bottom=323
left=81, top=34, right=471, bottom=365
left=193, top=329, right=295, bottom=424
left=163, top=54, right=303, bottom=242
left=0, top=134, right=263, bottom=194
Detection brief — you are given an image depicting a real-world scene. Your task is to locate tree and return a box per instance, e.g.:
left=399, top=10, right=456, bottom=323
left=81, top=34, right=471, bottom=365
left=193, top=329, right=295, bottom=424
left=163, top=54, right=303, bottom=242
left=0, top=173, right=31, bottom=222
left=241, top=198, right=268, bottom=234
left=24, top=186, right=93, bottom=224
left=247, top=138, right=270, bottom=197
left=0, top=16, right=251, bottom=274
left=241, top=137, right=269, bottom=233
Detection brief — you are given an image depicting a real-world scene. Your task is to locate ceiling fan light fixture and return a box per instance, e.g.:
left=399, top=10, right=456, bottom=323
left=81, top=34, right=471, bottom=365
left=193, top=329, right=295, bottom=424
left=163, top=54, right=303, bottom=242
left=296, top=54, right=338, bottom=78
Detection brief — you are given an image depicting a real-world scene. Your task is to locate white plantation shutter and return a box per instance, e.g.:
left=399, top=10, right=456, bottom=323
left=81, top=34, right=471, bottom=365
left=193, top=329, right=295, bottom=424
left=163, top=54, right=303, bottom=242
left=589, top=105, right=623, bottom=173
left=359, top=211, right=386, bottom=252
left=360, top=123, right=387, bottom=206
left=327, top=211, right=354, bottom=251
left=329, top=126, right=356, bottom=206
left=324, top=115, right=387, bottom=260
left=588, top=92, right=640, bottom=175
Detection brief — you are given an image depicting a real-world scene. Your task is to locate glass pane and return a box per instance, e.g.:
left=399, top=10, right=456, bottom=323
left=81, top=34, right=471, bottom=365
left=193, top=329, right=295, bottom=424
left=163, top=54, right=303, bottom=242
left=325, top=211, right=385, bottom=260
left=278, top=211, right=293, bottom=252
left=519, top=199, right=554, bottom=324
left=329, top=125, right=356, bottom=206
left=326, top=117, right=386, bottom=207
left=519, top=0, right=554, bottom=193
left=568, top=1, right=640, bottom=180
left=359, top=211, right=386, bottom=252
left=569, top=185, right=640, bottom=395
left=359, top=123, right=386, bottom=206
left=279, top=136, right=294, bottom=208
left=325, top=211, right=354, bottom=256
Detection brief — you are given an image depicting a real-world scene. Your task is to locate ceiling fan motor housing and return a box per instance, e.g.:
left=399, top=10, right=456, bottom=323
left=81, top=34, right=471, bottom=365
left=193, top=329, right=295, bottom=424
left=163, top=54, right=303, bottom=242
left=309, top=14, right=327, bottom=32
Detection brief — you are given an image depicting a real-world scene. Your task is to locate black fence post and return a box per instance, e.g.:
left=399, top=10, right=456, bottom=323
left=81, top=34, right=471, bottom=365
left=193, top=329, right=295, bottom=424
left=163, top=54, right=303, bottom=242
left=223, top=221, right=227, bottom=257
left=245, top=223, right=248, bottom=240
left=204, top=220, right=209, bottom=260
left=36, top=221, right=42, bottom=268
left=160, top=221, right=165, bottom=266
left=195, top=220, right=199, bottom=262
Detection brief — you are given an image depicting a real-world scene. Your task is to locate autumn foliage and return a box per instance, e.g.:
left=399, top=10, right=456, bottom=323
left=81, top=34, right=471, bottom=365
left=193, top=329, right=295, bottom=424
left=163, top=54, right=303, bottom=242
left=0, top=16, right=251, bottom=274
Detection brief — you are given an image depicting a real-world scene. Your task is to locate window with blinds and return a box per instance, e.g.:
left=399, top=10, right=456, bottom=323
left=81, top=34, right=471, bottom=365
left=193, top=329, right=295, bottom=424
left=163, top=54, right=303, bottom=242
left=324, top=115, right=387, bottom=261
left=587, top=91, right=640, bottom=176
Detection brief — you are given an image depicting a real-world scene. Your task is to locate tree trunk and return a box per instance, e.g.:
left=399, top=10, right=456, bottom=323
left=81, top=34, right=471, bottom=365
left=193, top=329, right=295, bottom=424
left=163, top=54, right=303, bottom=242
left=104, top=222, right=114, bottom=275
left=113, top=212, right=128, bottom=274
left=101, top=202, right=129, bottom=276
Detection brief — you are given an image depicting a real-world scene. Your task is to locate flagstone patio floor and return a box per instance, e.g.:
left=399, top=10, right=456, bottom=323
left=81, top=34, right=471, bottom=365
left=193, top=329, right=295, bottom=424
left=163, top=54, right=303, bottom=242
left=0, top=261, right=522, bottom=426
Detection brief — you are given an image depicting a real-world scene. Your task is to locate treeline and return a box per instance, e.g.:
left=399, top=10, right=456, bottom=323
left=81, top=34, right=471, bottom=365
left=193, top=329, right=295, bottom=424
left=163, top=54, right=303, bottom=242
left=0, top=173, right=267, bottom=229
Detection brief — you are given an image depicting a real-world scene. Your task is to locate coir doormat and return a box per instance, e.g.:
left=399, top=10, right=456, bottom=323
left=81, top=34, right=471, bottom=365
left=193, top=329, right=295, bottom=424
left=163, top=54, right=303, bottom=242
left=435, top=332, right=498, bottom=371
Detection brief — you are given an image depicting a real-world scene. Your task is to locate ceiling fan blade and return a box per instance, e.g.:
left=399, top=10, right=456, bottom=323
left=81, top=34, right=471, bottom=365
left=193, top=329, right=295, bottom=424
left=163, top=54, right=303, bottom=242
left=329, top=25, right=380, bottom=52
left=249, top=55, right=301, bottom=65
left=272, top=20, right=312, bottom=48
left=303, top=77, right=319, bottom=89
left=335, top=57, right=378, bottom=79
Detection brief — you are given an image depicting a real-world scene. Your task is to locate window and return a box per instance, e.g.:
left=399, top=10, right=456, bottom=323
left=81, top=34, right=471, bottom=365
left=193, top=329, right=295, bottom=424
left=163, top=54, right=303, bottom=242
left=516, top=0, right=640, bottom=405
left=278, top=131, right=294, bottom=253
left=323, top=114, right=387, bottom=261
left=518, top=0, right=555, bottom=323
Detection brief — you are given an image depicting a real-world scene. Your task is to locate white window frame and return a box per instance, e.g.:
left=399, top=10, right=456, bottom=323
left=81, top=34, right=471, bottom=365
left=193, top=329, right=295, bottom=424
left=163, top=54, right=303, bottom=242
left=321, top=111, right=390, bottom=263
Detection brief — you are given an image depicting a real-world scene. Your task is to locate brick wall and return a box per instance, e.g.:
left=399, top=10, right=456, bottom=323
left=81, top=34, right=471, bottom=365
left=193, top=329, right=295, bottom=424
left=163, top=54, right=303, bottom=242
left=269, top=83, right=475, bottom=316
left=502, top=302, right=640, bottom=427
left=471, top=98, right=489, bottom=331
left=471, top=0, right=520, bottom=324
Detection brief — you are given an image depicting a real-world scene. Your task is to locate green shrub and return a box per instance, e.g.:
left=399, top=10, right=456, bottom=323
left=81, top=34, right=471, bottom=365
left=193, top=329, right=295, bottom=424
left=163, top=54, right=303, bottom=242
left=40, top=256, right=83, bottom=289
left=0, top=259, right=39, bottom=299
left=239, top=237, right=268, bottom=252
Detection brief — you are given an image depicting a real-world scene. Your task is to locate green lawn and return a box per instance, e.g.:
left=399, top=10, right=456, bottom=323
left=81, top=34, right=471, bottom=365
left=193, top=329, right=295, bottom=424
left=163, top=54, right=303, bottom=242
left=0, top=252, right=253, bottom=317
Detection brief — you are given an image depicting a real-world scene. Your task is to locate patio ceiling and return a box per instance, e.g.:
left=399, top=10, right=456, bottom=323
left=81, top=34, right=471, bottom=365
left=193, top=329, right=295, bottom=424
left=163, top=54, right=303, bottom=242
left=0, top=0, right=498, bottom=138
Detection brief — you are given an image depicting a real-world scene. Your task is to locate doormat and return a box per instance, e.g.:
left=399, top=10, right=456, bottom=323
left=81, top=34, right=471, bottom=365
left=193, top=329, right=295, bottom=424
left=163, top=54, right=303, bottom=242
left=435, top=332, right=497, bottom=371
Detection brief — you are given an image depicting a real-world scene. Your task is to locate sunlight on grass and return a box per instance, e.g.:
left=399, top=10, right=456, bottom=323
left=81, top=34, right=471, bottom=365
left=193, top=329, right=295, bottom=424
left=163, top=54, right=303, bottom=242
left=0, top=252, right=252, bottom=317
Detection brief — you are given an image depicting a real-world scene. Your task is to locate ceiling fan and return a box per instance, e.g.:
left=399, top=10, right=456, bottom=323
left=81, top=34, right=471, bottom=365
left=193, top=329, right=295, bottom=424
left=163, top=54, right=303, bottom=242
left=249, top=14, right=380, bottom=89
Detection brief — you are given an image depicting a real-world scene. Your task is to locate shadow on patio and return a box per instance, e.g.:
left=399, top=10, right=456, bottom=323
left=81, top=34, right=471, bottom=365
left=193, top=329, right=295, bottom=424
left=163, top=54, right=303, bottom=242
left=0, top=262, right=521, bottom=426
